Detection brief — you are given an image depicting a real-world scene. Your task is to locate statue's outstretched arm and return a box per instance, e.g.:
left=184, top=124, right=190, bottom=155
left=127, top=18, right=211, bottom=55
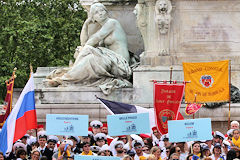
left=85, top=19, right=115, bottom=46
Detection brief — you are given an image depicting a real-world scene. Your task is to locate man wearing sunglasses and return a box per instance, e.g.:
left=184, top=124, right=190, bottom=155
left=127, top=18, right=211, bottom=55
left=113, top=141, right=125, bottom=158
left=132, top=140, right=148, bottom=160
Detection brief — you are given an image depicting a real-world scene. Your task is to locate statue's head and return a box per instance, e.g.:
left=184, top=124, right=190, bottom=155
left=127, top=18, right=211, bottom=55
left=155, top=0, right=172, bottom=14
left=89, top=2, right=109, bottom=23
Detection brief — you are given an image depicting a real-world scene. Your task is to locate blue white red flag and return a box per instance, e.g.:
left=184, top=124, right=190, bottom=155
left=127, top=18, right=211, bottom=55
left=97, top=97, right=184, bottom=134
left=97, top=97, right=155, bottom=132
left=0, top=75, right=37, bottom=155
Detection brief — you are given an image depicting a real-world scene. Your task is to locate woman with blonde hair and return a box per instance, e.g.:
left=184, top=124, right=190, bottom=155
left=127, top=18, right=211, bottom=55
left=150, top=146, right=162, bottom=160
left=122, top=155, right=133, bottom=160
left=30, top=149, right=40, bottom=160
left=147, top=154, right=157, bottom=160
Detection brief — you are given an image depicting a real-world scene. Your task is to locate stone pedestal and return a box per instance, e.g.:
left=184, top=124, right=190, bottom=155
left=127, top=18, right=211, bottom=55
left=133, top=65, right=183, bottom=103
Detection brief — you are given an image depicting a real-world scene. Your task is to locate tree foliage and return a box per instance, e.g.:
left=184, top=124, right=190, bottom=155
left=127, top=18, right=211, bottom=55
left=0, top=0, right=87, bottom=102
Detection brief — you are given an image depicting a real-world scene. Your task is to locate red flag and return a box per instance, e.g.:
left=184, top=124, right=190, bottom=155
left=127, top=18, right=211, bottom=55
left=154, top=83, right=185, bottom=134
left=177, top=112, right=184, bottom=120
left=107, top=137, right=114, bottom=145
left=0, top=75, right=15, bottom=128
left=185, top=103, right=203, bottom=115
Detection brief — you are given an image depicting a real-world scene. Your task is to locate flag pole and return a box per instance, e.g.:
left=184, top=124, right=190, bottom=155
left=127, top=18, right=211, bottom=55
left=29, top=64, right=38, bottom=138
left=30, top=64, right=33, bottom=77
left=228, top=61, right=231, bottom=130
left=192, top=94, right=197, bottom=119
left=170, top=66, right=173, bottom=84
left=149, top=80, right=191, bottom=83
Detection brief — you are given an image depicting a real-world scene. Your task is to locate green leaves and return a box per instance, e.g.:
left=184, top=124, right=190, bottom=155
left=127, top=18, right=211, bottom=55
left=0, top=0, right=87, bottom=102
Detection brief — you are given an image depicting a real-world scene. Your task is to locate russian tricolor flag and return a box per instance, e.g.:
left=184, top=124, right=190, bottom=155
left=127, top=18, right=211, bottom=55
left=0, top=75, right=37, bottom=155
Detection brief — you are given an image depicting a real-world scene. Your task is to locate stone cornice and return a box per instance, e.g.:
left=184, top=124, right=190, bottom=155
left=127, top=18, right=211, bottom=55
left=80, top=0, right=137, bottom=6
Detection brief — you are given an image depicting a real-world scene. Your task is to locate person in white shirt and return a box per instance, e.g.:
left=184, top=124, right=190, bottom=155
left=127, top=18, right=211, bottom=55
left=132, top=140, right=148, bottom=160
left=37, top=131, right=48, bottom=157
left=210, top=143, right=225, bottom=160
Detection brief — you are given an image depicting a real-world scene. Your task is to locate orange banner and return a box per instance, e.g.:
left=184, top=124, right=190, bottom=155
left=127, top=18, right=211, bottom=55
left=183, top=60, right=229, bottom=103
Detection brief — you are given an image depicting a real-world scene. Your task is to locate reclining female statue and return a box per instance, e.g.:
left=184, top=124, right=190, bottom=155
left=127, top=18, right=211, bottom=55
left=46, top=2, right=132, bottom=95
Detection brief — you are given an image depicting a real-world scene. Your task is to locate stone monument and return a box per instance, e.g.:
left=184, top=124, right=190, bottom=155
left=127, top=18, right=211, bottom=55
left=44, top=2, right=138, bottom=95
left=29, top=0, right=240, bottom=131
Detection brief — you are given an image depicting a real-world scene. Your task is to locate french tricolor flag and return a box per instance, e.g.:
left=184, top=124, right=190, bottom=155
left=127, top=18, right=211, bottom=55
left=97, top=97, right=156, bottom=132
left=97, top=97, right=184, bottom=134
left=0, top=75, right=37, bottom=155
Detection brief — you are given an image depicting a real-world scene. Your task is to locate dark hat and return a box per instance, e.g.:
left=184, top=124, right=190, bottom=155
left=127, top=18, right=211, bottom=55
left=127, top=150, right=135, bottom=156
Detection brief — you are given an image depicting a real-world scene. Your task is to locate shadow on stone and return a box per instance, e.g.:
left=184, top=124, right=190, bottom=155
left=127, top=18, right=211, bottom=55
left=204, top=85, right=240, bottom=108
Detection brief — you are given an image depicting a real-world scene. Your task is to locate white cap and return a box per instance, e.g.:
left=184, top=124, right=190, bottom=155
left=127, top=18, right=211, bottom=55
left=214, top=131, right=225, bottom=140
left=223, top=140, right=231, bottom=146
left=88, top=131, right=93, bottom=137
left=200, top=143, right=208, bottom=148
left=13, top=142, right=27, bottom=152
left=48, top=135, right=59, bottom=143
left=37, top=131, right=48, bottom=140
left=63, top=140, right=73, bottom=146
left=113, top=141, right=125, bottom=149
left=90, top=120, right=103, bottom=128
left=100, top=144, right=110, bottom=151
left=130, top=134, right=142, bottom=141
left=160, top=133, right=169, bottom=141
left=132, top=139, right=144, bottom=148
left=90, top=146, right=101, bottom=152
left=227, top=129, right=234, bottom=136
left=94, top=133, right=107, bottom=141
left=68, top=136, right=80, bottom=143
left=21, top=134, right=30, bottom=138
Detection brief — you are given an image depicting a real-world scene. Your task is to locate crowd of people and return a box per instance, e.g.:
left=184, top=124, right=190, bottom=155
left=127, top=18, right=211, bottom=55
left=1, top=120, right=240, bottom=160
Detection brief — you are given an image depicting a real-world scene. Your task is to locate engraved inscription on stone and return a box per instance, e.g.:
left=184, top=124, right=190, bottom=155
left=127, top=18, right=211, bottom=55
left=178, top=12, right=240, bottom=52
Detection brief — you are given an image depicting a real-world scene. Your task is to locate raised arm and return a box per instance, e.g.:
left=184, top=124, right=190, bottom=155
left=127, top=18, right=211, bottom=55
left=80, top=18, right=92, bottom=46
left=85, top=19, right=115, bottom=46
